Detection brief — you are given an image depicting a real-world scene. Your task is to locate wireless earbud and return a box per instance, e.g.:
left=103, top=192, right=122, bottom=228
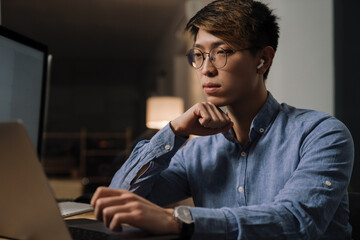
left=257, top=59, right=265, bottom=69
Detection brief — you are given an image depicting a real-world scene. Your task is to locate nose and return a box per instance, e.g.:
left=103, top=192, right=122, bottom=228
left=201, top=54, right=218, bottom=76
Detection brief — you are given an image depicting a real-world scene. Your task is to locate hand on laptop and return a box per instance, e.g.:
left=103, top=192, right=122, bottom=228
left=91, top=187, right=180, bottom=235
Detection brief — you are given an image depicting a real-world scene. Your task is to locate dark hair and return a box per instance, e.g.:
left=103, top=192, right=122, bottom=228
left=185, top=0, right=279, bottom=80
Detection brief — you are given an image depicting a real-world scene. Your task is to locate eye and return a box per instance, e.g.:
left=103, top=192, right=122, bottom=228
left=224, top=49, right=235, bottom=54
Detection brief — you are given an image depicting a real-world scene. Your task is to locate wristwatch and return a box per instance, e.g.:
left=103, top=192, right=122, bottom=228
left=174, top=206, right=194, bottom=240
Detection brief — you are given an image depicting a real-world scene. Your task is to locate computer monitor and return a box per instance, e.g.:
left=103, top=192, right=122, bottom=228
left=0, top=25, right=48, bottom=155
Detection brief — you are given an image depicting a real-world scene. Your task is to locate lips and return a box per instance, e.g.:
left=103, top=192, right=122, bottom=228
left=203, top=82, right=221, bottom=94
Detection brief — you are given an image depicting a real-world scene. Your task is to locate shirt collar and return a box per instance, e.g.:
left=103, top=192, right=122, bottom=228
left=222, top=92, right=280, bottom=143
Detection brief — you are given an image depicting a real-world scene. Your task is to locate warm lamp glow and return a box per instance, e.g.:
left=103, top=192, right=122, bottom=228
left=146, top=97, right=184, bottom=129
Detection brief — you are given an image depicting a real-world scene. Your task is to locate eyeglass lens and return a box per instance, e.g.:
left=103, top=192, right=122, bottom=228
left=187, top=47, right=228, bottom=69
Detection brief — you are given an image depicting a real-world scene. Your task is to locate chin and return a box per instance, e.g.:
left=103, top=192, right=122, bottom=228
left=206, top=96, right=229, bottom=107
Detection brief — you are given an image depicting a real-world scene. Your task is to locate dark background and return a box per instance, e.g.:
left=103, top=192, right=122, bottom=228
left=335, top=1, right=360, bottom=192
left=1, top=0, right=187, bottom=183
left=1, top=0, right=186, bottom=138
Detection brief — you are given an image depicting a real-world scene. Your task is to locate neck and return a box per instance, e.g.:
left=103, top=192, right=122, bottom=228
left=226, top=87, right=268, bottom=145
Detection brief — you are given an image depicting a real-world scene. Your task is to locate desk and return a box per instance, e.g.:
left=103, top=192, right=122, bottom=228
left=65, top=211, right=96, bottom=220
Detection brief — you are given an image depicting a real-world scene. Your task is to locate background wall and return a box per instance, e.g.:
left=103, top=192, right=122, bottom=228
left=265, top=0, right=334, bottom=115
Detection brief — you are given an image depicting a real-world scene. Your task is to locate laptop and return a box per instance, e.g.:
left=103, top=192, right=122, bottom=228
left=0, top=122, right=178, bottom=240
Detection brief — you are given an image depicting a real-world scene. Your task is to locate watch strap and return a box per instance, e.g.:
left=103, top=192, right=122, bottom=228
left=179, top=221, right=194, bottom=240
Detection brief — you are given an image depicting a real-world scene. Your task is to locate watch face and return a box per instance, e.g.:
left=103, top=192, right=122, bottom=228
left=175, top=206, right=194, bottom=224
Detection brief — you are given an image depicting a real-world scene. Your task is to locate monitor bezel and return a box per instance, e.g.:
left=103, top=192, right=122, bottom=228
left=0, top=25, right=49, bottom=156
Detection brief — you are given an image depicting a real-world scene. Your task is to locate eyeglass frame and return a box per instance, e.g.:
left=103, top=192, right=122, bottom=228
left=186, top=46, right=261, bottom=69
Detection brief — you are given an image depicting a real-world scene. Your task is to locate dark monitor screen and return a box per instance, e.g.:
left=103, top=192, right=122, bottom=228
left=0, top=26, right=48, bottom=155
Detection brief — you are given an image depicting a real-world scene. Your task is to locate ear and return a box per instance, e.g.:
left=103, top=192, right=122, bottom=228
left=256, top=46, right=275, bottom=75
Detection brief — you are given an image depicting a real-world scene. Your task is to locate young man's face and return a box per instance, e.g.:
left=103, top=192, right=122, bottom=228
left=194, top=29, right=264, bottom=107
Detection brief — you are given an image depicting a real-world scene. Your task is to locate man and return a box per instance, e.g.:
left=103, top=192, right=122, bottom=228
left=91, top=0, right=354, bottom=239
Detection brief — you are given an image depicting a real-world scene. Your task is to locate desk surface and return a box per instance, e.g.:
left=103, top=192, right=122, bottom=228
left=65, top=211, right=96, bottom=220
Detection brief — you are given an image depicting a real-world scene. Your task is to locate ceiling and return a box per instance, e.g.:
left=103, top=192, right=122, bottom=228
left=1, top=0, right=185, bottom=60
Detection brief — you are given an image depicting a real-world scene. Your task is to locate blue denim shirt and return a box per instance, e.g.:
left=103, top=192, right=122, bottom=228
left=110, top=93, right=354, bottom=240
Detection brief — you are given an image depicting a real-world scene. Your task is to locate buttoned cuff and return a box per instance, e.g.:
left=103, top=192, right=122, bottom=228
left=149, top=123, right=188, bottom=159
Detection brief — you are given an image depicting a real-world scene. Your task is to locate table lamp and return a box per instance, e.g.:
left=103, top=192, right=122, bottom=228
left=146, top=96, right=184, bottom=130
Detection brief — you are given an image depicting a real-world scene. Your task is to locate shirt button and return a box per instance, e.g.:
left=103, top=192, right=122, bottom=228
left=238, top=186, right=244, bottom=192
left=241, top=152, right=247, bottom=157
left=259, top=128, right=264, bottom=133
left=325, top=180, right=332, bottom=186
left=164, top=144, right=171, bottom=150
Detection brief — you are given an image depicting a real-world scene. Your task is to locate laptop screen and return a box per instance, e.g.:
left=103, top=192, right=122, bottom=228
left=0, top=26, right=48, bottom=154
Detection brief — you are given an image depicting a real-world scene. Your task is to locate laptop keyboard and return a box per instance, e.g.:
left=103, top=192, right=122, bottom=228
left=66, top=218, right=180, bottom=240
left=68, top=226, right=109, bottom=240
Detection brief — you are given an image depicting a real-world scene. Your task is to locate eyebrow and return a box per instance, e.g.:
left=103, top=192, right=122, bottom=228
left=193, top=41, right=227, bottom=49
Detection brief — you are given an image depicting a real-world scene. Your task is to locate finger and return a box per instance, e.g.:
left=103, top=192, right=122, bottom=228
left=205, top=103, right=232, bottom=129
left=102, top=204, right=131, bottom=228
left=92, top=188, right=135, bottom=207
left=94, top=195, right=129, bottom=221
left=194, top=103, right=212, bottom=127
left=108, top=203, right=163, bottom=234
left=212, top=103, right=231, bottom=122
left=202, top=103, right=220, bottom=127
left=207, top=102, right=229, bottom=128
left=109, top=212, right=127, bottom=232
left=199, top=119, right=233, bottom=135
left=91, top=187, right=123, bottom=206
left=220, top=121, right=234, bottom=132
left=106, top=202, right=149, bottom=231
left=118, top=191, right=155, bottom=206
left=95, top=191, right=157, bottom=220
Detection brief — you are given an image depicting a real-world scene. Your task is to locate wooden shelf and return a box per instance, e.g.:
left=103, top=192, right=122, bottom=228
left=42, top=127, right=132, bottom=180
left=85, top=149, right=127, bottom=157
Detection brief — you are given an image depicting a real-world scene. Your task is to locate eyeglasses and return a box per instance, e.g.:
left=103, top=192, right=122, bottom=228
left=186, top=46, right=257, bottom=69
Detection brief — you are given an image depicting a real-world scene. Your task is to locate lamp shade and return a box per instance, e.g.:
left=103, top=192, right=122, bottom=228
left=146, top=96, right=184, bottom=129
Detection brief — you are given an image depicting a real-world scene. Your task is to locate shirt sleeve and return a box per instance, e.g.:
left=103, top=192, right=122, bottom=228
left=109, top=123, right=188, bottom=200
left=188, top=118, right=354, bottom=240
